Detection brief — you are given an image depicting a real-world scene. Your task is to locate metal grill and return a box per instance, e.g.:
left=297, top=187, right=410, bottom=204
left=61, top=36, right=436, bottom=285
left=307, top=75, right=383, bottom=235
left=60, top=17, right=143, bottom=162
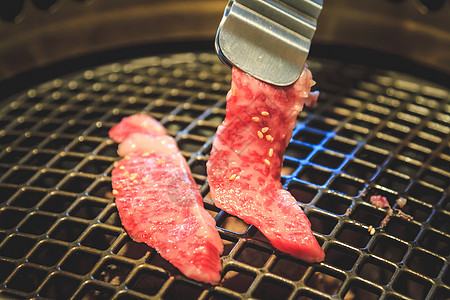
left=0, top=52, right=449, bottom=300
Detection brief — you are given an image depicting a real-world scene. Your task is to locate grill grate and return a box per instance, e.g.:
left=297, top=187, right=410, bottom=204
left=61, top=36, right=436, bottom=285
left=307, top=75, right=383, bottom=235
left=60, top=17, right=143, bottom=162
left=0, top=52, right=449, bottom=300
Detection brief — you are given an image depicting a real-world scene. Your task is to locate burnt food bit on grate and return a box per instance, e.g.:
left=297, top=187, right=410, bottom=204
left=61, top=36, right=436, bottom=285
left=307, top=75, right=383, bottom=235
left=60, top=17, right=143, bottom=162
left=0, top=52, right=448, bottom=299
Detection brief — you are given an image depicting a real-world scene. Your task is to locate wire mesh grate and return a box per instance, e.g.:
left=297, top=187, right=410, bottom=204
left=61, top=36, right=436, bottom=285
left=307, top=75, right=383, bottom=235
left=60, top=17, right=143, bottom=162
left=0, top=51, right=449, bottom=299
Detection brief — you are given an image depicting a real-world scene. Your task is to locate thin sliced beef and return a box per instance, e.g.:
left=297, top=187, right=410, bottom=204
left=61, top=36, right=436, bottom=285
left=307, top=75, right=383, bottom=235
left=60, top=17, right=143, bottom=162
left=207, top=67, right=325, bottom=263
left=110, top=114, right=223, bottom=284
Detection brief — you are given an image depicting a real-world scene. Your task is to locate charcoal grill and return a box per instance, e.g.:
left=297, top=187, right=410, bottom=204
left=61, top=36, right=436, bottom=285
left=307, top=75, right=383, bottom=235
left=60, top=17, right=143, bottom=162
left=0, top=1, right=449, bottom=300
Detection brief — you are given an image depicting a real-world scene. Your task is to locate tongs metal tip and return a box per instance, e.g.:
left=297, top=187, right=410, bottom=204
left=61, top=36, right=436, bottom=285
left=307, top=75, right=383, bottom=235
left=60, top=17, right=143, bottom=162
left=216, top=0, right=323, bottom=86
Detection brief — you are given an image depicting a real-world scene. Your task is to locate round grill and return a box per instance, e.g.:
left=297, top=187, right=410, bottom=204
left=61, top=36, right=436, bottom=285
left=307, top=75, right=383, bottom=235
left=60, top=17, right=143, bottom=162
left=0, top=51, right=449, bottom=300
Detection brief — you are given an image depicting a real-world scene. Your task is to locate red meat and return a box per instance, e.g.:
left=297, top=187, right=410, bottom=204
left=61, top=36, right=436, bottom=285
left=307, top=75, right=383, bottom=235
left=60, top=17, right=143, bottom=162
left=207, top=67, right=325, bottom=263
left=110, top=114, right=223, bottom=284
left=370, top=195, right=390, bottom=209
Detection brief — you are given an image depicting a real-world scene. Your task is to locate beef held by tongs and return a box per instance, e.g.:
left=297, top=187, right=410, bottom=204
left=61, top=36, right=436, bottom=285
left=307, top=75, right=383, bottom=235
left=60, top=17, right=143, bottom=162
left=215, top=0, right=323, bottom=86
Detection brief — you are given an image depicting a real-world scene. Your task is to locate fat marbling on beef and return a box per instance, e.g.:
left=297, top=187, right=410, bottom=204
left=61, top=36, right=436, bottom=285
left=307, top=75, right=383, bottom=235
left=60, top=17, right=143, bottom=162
left=207, top=66, right=325, bottom=263
left=110, top=114, right=223, bottom=284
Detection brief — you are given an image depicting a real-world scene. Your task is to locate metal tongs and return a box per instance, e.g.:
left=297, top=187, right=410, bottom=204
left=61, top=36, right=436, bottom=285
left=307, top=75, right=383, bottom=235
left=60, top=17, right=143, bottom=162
left=215, top=0, right=323, bottom=86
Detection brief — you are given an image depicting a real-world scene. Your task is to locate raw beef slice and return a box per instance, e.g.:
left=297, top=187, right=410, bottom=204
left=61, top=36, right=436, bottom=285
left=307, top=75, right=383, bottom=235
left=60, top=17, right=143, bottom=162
left=207, top=67, right=325, bottom=263
left=110, top=114, right=223, bottom=284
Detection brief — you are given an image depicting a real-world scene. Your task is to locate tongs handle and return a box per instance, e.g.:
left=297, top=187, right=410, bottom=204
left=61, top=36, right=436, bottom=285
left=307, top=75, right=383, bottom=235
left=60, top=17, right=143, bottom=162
left=215, top=0, right=323, bottom=86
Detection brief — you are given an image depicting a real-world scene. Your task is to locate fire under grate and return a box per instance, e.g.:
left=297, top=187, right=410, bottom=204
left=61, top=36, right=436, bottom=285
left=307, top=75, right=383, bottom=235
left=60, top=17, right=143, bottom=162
left=0, top=52, right=449, bottom=300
